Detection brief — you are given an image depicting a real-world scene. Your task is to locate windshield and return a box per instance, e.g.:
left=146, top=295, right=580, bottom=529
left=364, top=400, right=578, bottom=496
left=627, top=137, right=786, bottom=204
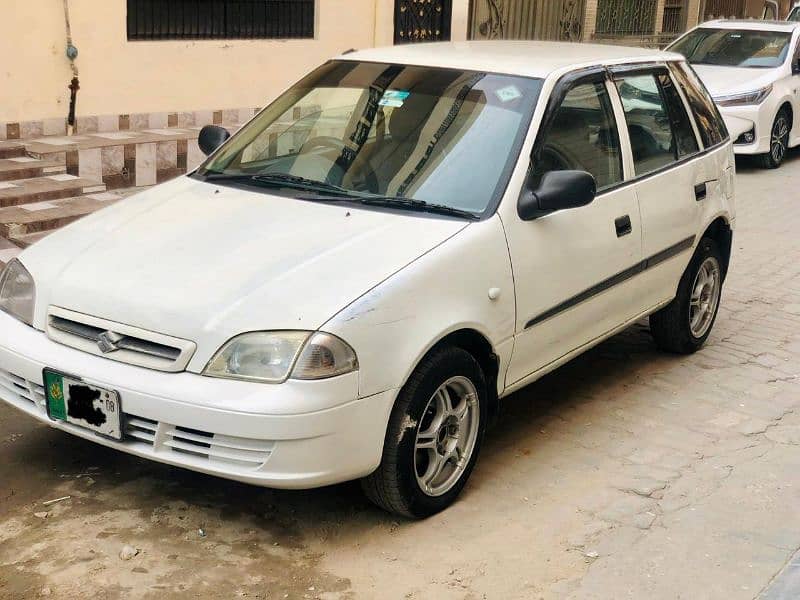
left=198, top=61, right=542, bottom=217
left=670, top=28, right=792, bottom=68
left=790, top=7, right=800, bottom=21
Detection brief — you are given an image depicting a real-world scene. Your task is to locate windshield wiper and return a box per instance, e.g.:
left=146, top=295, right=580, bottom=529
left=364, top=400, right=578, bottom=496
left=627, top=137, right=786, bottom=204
left=300, top=194, right=481, bottom=221
left=200, top=172, right=480, bottom=220
left=201, top=172, right=356, bottom=197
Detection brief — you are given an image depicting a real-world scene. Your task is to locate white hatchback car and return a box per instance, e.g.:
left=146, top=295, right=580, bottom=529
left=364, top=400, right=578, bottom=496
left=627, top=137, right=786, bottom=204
left=0, top=42, right=736, bottom=518
left=668, top=20, right=800, bottom=168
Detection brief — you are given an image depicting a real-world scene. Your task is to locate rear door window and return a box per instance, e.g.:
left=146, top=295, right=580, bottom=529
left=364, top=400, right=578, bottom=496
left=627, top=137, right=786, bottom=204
left=669, top=62, right=728, bottom=148
left=615, top=73, right=680, bottom=175
left=656, top=72, right=700, bottom=159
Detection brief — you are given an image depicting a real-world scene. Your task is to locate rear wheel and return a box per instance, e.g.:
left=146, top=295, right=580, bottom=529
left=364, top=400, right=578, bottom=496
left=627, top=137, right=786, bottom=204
left=757, top=109, right=790, bottom=169
left=650, top=237, right=723, bottom=354
left=361, top=346, right=487, bottom=518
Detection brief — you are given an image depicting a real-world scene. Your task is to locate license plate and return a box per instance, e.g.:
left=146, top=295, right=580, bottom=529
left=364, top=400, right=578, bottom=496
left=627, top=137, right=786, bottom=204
left=43, top=369, right=122, bottom=441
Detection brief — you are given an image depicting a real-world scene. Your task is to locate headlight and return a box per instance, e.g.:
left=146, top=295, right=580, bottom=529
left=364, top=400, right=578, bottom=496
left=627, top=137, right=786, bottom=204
left=714, top=85, right=772, bottom=107
left=204, top=331, right=358, bottom=383
left=0, top=259, right=36, bottom=326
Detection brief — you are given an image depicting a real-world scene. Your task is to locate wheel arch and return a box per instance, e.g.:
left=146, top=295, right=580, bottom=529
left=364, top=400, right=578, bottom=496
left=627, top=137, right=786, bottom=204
left=411, top=328, right=501, bottom=424
left=778, top=100, right=794, bottom=131
left=701, top=217, right=733, bottom=280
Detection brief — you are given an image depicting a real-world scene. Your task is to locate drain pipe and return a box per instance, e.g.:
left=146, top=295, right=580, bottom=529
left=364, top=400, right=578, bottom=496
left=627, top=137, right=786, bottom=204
left=63, top=0, right=80, bottom=135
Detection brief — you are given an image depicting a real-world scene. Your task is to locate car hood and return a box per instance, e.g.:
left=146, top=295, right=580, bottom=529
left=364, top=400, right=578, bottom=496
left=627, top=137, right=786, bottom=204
left=691, top=65, right=780, bottom=98
left=20, top=176, right=468, bottom=365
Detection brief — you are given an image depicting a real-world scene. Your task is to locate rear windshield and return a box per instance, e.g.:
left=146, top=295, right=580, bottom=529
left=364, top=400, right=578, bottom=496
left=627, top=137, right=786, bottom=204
left=670, top=28, right=792, bottom=68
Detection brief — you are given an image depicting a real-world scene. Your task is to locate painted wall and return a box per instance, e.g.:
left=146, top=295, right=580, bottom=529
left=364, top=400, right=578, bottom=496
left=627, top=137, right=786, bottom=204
left=0, top=0, right=406, bottom=123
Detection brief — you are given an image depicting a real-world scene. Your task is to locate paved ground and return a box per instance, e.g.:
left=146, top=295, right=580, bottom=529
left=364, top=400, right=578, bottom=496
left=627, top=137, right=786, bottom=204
left=1, top=152, right=800, bottom=600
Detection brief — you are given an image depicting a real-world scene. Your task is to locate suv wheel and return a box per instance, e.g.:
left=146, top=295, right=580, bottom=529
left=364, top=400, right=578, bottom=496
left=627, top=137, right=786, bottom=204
left=650, top=237, right=723, bottom=354
left=361, top=346, right=487, bottom=518
left=758, top=109, right=790, bottom=169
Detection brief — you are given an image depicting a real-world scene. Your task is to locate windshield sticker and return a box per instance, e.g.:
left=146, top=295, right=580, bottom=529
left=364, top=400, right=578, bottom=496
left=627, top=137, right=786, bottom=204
left=379, top=90, right=411, bottom=107
left=495, top=85, right=523, bottom=103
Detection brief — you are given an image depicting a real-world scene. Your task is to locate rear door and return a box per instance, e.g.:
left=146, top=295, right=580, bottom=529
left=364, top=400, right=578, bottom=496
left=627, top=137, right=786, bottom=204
left=610, top=65, right=712, bottom=309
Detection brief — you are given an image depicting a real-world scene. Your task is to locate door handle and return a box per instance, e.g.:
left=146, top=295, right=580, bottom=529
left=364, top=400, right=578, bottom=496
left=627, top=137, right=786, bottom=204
left=694, top=180, right=717, bottom=201
left=615, top=215, right=632, bottom=238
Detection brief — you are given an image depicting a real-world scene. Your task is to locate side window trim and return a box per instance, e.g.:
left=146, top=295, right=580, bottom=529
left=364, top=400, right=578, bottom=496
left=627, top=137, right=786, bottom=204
left=654, top=69, right=702, bottom=160
left=604, top=75, right=636, bottom=183
left=671, top=61, right=730, bottom=149
left=665, top=64, right=704, bottom=153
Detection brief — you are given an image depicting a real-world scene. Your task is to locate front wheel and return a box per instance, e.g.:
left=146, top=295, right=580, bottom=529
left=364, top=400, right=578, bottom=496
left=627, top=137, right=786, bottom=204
left=361, top=346, right=487, bottom=518
left=757, top=109, right=790, bottom=169
left=650, top=237, right=724, bottom=354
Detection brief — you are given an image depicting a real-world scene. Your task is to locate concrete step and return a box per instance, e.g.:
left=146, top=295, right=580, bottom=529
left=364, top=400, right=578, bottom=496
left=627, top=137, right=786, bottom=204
left=0, top=156, right=66, bottom=182
left=0, top=192, right=124, bottom=238
left=0, top=142, right=27, bottom=160
left=0, top=237, right=21, bottom=268
left=10, top=230, right=50, bottom=249
left=19, top=123, right=249, bottom=189
left=0, top=175, right=106, bottom=208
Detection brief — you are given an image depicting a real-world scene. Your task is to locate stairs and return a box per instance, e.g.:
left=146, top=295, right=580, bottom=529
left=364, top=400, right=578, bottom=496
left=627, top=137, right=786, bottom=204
left=0, top=112, right=253, bottom=268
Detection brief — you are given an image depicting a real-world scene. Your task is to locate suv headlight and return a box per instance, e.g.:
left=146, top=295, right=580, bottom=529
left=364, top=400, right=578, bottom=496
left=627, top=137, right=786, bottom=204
left=204, top=331, right=358, bottom=383
left=0, top=259, right=36, bottom=326
left=715, top=85, right=772, bottom=107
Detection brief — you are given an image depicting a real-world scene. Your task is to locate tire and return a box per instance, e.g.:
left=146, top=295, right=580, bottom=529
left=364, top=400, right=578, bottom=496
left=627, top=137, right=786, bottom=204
left=650, top=237, right=724, bottom=354
left=757, top=109, right=790, bottom=169
left=361, top=346, right=488, bottom=519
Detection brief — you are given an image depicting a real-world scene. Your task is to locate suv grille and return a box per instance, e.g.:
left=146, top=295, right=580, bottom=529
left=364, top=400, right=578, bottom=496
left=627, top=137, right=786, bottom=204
left=46, top=306, right=196, bottom=372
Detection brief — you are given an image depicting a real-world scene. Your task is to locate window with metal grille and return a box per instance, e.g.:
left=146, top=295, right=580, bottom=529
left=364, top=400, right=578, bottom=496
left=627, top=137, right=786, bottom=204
left=127, top=0, right=315, bottom=41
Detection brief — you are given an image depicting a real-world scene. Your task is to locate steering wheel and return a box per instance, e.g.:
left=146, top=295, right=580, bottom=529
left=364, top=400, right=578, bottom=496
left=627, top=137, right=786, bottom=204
left=301, top=136, right=347, bottom=153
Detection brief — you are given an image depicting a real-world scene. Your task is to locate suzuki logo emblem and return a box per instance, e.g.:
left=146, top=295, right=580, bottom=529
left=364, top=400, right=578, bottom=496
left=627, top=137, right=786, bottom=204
left=97, top=331, right=124, bottom=354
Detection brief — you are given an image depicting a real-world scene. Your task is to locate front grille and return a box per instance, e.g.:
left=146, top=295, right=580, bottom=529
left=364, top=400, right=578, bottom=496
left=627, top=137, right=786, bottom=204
left=46, top=306, right=196, bottom=372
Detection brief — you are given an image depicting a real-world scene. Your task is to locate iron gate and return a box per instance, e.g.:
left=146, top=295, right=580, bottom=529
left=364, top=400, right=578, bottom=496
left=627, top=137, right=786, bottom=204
left=394, top=0, right=453, bottom=44
left=595, top=0, right=657, bottom=36
left=703, top=0, right=747, bottom=19
left=469, top=0, right=586, bottom=42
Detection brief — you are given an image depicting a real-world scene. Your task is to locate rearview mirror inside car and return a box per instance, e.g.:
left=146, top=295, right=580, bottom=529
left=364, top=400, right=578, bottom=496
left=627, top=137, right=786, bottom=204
left=518, top=170, right=597, bottom=221
left=198, top=125, right=231, bottom=156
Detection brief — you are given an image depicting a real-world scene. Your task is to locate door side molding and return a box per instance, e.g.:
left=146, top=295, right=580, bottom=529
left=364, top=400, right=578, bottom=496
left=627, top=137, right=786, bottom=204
left=524, top=235, right=696, bottom=330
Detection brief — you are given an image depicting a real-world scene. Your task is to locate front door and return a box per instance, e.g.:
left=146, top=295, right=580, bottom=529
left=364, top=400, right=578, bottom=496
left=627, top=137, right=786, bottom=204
left=503, top=71, right=644, bottom=387
left=395, top=0, right=452, bottom=44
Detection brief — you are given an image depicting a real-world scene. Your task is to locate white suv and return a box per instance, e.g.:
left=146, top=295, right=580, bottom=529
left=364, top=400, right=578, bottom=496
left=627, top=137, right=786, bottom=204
left=669, top=20, right=800, bottom=168
left=0, top=42, right=736, bottom=518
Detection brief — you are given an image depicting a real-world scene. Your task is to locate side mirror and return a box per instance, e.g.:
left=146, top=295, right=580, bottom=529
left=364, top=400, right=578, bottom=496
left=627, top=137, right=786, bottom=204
left=198, top=125, right=231, bottom=156
left=518, top=170, right=597, bottom=221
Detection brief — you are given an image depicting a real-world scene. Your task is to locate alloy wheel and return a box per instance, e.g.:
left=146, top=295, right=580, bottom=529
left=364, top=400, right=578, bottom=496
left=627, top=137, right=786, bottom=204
left=689, top=257, right=721, bottom=339
left=414, top=376, right=480, bottom=497
left=771, top=115, right=789, bottom=164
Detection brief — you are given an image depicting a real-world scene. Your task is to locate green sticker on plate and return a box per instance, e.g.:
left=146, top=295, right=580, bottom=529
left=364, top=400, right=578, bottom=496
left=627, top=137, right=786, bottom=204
left=45, top=371, right=67, bottom=421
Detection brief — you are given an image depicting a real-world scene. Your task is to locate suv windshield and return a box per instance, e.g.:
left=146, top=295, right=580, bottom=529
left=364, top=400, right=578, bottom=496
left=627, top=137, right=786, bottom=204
left=198, top=61, right=542, bottom=217
left=670, top=28, right=792, bottom=68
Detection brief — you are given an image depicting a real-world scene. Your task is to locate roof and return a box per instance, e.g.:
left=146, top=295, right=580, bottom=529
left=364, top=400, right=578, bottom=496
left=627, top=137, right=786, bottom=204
left=699, top=19, right=800, bottom=32
left=338, top=41, right=684, bottom=79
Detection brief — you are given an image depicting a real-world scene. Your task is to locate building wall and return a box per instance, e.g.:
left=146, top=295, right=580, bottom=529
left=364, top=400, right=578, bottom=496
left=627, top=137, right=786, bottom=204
left=0, top=0, right=408, bottom=124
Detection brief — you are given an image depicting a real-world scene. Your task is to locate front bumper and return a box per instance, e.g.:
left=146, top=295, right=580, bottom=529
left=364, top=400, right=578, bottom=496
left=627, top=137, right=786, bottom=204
left=719, top=104, right=770, bottom=155
left=0, top=311, right=396, bottom=489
